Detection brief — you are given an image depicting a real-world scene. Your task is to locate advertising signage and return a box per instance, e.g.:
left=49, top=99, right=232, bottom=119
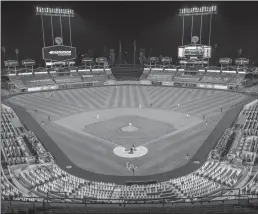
left=148, top=57, right=159, bottom=63
left=219, top=58, right=232, bottom=65
left=42, top=45, right=76, bottom=61
left=161, top=57, right=172, bottom=63
left=82, top=57, right=93, bottom=63
left=4, top=60, right=19, bottom=67
left=22, top=59, right=36, bottom=66
left=96, top=57, right=107, bottom=63
left=235, top=58, right=249, bottom=65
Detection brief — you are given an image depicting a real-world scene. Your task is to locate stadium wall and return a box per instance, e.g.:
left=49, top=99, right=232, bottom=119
left=5, top=81, right=258, bottom=100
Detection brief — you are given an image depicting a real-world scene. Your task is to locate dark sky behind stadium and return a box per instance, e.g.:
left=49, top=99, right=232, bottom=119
left=2, top=1, right=258, bottom=65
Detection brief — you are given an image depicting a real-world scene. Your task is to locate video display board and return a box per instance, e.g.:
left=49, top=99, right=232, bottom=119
left=184, top=46, right=204, bottom=57
left=178, top=45, right=212, bottom=59
left=42, top=45, right=76, bottom=61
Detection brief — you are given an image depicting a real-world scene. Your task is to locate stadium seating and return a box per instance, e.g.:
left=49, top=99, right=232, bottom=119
left=241, top=171, right=258, bottom=195
left=229, top=74, right=246, bottom=85
left=146, top=73, right=173, bottom=82
left=1, top=169, right=28, bottom=200
left=173, top=70, right=203, bottom=82
left=9, top=76, right=27, bottom=89
left=146, top=69, right=173, bottom=82
left=241, top=84, right=258, bottom=94
left=9, top=75, right=55, bottom=89
left=1, top=106, right=28, bottom=165
left=139, top=69, right=151, bottom=80
left=53, top=74, right=82, bottom=84
left=200, top=72, right=227, bottom=84
left=218, top=73, right=236, bottom=85
left=242, top=101, right=258, bottom=136
left=93, top=74, right=109, bottom=82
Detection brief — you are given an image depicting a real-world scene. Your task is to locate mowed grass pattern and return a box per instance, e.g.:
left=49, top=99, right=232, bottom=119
left=8, top=86, right=246, bottom=120
left=7, top=86, right=250, bottom=176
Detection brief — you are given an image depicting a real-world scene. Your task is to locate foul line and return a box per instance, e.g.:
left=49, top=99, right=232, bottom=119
left=141, top=119, right=204, bottom=147
left=53, top=121, right=120, bottom=147
left=142, top=110, right=224, bottom=147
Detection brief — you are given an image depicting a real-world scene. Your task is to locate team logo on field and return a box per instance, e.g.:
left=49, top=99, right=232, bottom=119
left=126, top=162, right=137, bottom=171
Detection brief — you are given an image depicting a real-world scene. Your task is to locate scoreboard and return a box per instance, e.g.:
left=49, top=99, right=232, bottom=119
left=178, top=45, right=212, bottom=59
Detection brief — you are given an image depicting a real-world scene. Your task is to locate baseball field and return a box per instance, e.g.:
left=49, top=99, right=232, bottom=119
left=7, top=86, right=252, bottom=183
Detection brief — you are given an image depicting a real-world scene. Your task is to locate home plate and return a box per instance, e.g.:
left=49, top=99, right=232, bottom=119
left=113, top=146, right=148, bottom=158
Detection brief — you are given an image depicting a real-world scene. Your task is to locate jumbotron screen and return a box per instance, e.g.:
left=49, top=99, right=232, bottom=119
left=178, top=45, right=212, bottom=59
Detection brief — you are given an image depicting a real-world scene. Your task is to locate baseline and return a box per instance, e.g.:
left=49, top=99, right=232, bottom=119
left=53, top=121, right=120, bottom=147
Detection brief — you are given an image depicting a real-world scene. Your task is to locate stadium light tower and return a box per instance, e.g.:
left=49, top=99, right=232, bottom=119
left=36, top=6, right=74, bottom=47
left=179, top=5, right=217, bottom=45
left=36, top=7, right=76, bottom=66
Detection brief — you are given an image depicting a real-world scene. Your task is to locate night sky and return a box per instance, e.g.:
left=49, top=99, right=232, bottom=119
left=2, top=1, right=258, bottom=65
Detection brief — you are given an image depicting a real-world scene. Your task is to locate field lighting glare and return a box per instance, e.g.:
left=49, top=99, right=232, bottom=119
left=36, top=6, right=74, bottom=17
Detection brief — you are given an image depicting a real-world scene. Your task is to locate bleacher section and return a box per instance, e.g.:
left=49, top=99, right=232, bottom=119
left=200, top=71, right=227, bottom=84
left=147, top=73, right=173, bottom=82
left=145, top=69, right=174, bottom=82
left=140, top=66, right=249, bottom=89
left=9, top=75, right=55, bottom=89
left=1, top=169, right=28, bottom=199
left=230, top=73, right=246, bottom=85
left=5, top=64, right=253, bottom=93
left=52, top=74, right=82, bottom=84
left=112, top=65, right=143, bottom=80
left=174, top=69, right=204, bottom=83
left=241, top=84, right=258, bottom=94
left=8, top=69, right=112, bottom=91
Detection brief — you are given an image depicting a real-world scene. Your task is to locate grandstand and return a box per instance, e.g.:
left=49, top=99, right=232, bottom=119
left=9, top=75, right=55, bottom=90
left=137, top=64, right=253, bottom=92
left=6, top=67, right=114, bottom=92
